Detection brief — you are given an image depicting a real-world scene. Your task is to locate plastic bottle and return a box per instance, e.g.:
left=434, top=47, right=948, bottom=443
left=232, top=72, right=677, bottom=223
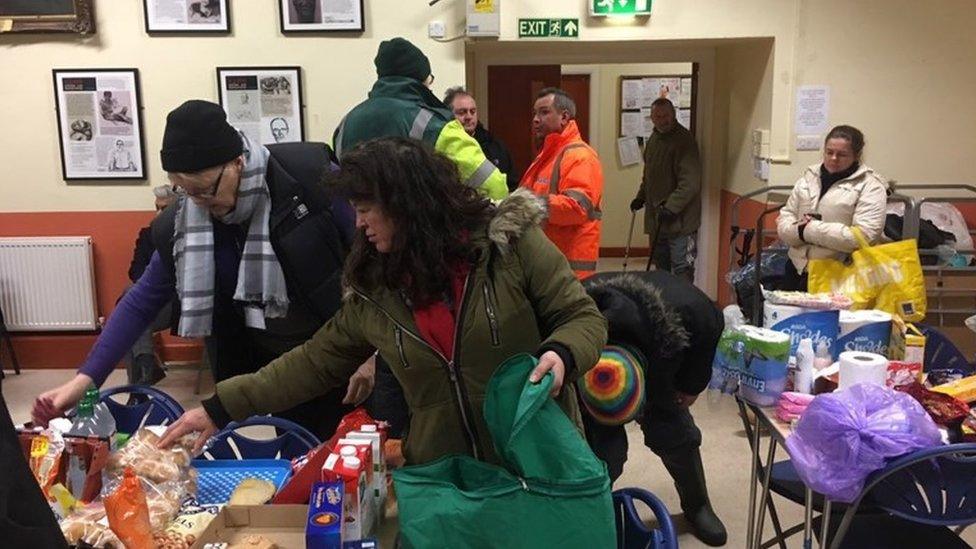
left=67, top=385, right=116, bottom=441
left=794, top=338, right=815, bottom=394
left=814, top=340, right=833, bottom=371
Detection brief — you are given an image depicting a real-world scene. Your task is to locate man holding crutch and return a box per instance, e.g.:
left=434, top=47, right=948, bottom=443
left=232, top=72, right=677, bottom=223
left=630, top=98, right=701, bottom=282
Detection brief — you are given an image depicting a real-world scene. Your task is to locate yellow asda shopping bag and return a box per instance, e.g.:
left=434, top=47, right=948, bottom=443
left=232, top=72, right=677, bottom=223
left=807, top=227, right=926, bottom=321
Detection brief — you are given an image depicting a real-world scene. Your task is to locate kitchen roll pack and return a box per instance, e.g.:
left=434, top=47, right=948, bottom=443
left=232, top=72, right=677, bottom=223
left=737, top=326, right=792, bottom=406
left=837, top=310, right=892, bottom=356
left=838, top=351, right=889, bottom=390
left=763, top=302, right=840, bottom=358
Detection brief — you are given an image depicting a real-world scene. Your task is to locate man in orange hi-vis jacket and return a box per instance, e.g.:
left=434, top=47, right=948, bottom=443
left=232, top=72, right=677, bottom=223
left=520, top=87, right=604, bottom=280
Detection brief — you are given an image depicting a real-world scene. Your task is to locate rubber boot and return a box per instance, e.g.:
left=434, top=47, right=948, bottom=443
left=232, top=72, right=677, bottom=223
left=660, top=447, right=728, bottom=546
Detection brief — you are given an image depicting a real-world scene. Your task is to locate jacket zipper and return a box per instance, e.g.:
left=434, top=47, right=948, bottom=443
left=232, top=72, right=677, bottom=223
left=483, top=282, right=500, bottom=346
left=394, top=326, right=409, bottom=368
left=352, top=286, right=482, bottom=460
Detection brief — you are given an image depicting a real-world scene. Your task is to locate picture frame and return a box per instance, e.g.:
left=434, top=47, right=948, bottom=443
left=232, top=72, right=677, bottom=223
left=217, top=66, right=305, bottom=147
left=278, top=0, right=364, bottom=33
left=142, top=0, right=230, bottom=34
left=0, top=0, right=96, bottom=34
left=52, top=68, right=147, bottom=181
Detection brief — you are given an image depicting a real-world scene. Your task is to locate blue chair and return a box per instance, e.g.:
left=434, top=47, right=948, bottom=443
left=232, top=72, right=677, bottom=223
left=818, top=443, right=976, bottom=548
left=99, top=385, right=184, bottom=434
left=612, top=487, right=678, bottom=549
left=201, top=415, right=320, bottom=460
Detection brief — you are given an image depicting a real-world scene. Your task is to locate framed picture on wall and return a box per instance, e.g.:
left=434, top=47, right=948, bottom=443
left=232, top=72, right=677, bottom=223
left=142, top=0, right=231, bottom=33
left=0, top=0, right=96, bottom=34
left=278, top=0, right=364, bottom=33
left=52, top=68, right=147, bottom=181
left=217, top=66, right=305, bottom=147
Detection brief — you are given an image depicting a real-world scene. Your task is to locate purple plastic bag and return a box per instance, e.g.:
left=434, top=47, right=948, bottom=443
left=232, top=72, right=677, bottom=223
left=784, top=383, right=942, bottom=503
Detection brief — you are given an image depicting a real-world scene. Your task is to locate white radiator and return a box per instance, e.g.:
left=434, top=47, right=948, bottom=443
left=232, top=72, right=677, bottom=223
left=0, top=236, right=99, bottom=331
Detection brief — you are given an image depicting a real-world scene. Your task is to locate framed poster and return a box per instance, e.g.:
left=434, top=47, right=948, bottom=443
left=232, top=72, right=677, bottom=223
left=52, top=69, right=147, bottom=180
left=217, top=66, right=305, bottom=147
left=278, top=0, right=364, bottom=33
left=0, top=0, right=95, bottom=34
left=142, top=0, right=230, bottom=33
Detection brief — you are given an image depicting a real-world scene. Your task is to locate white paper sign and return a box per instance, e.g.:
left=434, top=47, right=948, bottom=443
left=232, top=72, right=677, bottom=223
left=617, top=136, right=642, bottom=167
left=795, top=85, right=830, bottom=135
left=621, top=112, right=643, bottom=137
left=621, top=80, right=642, bottom=110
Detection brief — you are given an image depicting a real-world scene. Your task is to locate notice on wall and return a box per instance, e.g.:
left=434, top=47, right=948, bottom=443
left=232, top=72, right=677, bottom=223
left=621, top=79, right=642, bottom=110
left=795, top=85, right=830, bottom=149
left=617, top=136, right=642, bottom=167
left=620, top=111, right=643, bottom=137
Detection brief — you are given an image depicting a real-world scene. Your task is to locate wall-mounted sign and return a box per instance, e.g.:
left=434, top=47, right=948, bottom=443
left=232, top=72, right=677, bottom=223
left=517, top=18, right=579, bottom=39
left=590, top=0, right=651, bottom=17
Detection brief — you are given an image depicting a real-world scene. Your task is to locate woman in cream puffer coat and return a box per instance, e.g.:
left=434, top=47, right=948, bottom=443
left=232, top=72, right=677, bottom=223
left=776, top=125, right=889, bottom=290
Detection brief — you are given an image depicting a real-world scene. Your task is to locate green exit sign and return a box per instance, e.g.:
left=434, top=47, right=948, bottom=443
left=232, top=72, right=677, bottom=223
left=518, top=18, right=579, bottom=39
left=590, top=0, right=652, bottom=17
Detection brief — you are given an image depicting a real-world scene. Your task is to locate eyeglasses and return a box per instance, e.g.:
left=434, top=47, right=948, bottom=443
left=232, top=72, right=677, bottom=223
left=174, top=165, right=225, bottom=200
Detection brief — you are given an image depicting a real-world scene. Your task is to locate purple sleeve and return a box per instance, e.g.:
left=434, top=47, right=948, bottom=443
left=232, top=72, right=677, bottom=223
left=79, top=252, right=176, bottom=387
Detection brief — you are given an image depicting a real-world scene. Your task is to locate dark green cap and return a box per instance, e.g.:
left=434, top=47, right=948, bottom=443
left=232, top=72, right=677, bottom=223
left=374, top=37, right=432, bottom=82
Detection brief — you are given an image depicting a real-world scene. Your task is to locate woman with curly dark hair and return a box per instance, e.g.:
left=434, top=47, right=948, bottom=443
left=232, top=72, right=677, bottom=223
left=160, top=136, right=607, bottom=467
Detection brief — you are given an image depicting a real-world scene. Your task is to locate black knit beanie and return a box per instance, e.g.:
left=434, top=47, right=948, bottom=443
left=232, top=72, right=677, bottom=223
left=374, top=37, right=432, bottom=82
left=160, top=100, right=243, bottom=172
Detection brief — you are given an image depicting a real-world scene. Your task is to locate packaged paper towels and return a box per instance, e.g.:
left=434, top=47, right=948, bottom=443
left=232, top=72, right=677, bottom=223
left=837, top=310, right=892, bottom=355
left=764, top=302, right=840, bottom=359
left=838, top=351, right=889, bottom=390
left=737, top=326, right=791, bottom=406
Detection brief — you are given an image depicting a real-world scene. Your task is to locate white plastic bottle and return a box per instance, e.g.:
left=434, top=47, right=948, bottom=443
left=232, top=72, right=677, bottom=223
left=814, top=340, right=833, bottom=371
left=794, top=338, right=815, bottom=394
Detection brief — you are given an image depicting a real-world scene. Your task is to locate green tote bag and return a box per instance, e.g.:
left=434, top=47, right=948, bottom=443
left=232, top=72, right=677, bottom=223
left=392, top=354, right=616, bottom=548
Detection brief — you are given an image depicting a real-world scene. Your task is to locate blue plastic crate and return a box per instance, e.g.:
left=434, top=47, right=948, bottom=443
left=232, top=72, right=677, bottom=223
left=192, top=459, right=293, bottom=505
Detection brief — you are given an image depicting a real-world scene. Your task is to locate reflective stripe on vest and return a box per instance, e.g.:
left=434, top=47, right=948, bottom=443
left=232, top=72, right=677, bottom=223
left=568, top=260, right=598, bottom=272
left=563, top=189, right=602, bottom=220
left=410, top=109, right=435, bottom=140
left=465, top=158, right=497, bottom=189
left=548, top=143, right=602, bottom=219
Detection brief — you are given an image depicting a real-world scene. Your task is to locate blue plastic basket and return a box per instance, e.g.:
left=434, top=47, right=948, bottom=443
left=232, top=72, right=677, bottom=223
left=192, top=459, right=293, bottom=505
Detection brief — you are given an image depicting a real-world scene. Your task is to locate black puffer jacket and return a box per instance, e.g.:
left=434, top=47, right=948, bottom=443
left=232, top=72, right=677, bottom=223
left=152, top=142, right=349, bottom=329
left=583, top=271, right=723, bottom=397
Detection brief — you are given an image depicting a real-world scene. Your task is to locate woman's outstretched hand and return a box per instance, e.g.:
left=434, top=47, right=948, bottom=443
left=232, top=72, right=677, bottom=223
left=158, top=407, right=218, bottom=455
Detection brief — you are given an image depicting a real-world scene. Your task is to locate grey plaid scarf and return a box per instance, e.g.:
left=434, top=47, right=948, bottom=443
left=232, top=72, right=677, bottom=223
left=173, top=134, right=289, bottom=337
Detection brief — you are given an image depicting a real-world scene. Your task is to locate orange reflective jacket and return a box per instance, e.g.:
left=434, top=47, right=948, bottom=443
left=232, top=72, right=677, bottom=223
left=520, top=121, right=604, bottom=279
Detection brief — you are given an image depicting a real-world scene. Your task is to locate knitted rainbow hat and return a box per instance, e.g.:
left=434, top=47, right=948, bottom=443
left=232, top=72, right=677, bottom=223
left=579, top=344, right=646, bottom=426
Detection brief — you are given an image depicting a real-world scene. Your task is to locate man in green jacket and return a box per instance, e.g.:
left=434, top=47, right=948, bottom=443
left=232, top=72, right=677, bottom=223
left=333, top=37, right=508, bottom=201
left=630, top=98, right=701, bottom=283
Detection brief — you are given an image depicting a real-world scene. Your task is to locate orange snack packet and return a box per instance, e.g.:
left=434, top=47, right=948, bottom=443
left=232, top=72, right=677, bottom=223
left=104, top=467, right=155, bottom=549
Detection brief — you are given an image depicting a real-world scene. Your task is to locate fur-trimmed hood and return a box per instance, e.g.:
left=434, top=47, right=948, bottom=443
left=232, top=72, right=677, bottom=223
left=582, top=272, right=690, bottom=362
left=487, top=188, right=547, bottom=254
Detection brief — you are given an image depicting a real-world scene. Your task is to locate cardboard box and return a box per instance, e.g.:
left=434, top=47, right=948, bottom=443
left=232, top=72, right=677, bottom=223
left=192, top=505, right=311, bottom=549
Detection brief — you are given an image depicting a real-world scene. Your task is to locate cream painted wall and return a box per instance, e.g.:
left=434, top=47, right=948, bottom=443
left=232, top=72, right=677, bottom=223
left=562, top=62, right=694, bottom=249
left=0, top=1, right=468, bottom=212
left=767, top=0, right=976, bottom=190
left=715, top=40, right=775, bottom=196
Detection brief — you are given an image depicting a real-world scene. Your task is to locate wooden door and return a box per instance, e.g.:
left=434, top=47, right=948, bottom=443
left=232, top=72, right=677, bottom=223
left=487, top=65, right=561, bottom=183
left=559, top=73, right=591, bottom=143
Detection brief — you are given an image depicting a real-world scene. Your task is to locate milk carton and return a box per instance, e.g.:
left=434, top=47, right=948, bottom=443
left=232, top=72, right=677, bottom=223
left=347, top=425, right=387, bottom=511
left=307, top=481, right=344, bottom=549
left=322, top=453, right=372, bottom=541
